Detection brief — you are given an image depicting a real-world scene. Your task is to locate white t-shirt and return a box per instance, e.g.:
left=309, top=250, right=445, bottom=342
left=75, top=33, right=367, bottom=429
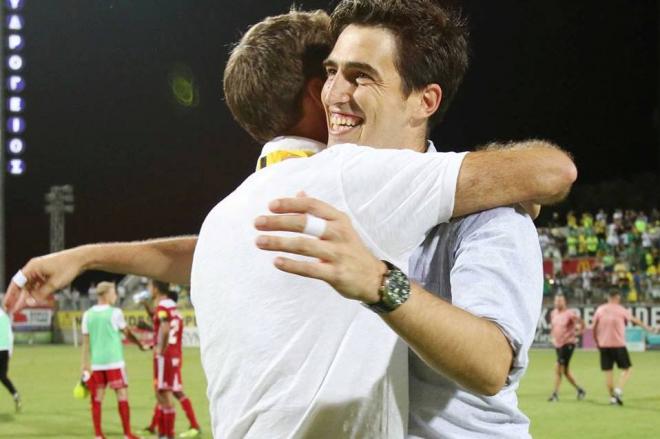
left=191, top=137, right=466, bottom=439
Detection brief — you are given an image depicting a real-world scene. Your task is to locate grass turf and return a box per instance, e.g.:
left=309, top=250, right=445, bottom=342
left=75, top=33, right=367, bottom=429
left=0, top=346, right=658, bottom=438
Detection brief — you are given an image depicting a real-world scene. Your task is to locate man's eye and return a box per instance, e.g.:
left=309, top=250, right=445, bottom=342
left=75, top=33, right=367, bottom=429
left=325, top=68, right=337, bottom=77
left=355, top=72, right=373, bottom=83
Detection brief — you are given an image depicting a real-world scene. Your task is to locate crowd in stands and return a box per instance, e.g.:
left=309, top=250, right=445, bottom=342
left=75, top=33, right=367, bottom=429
left=539, top=209, right=660, bottom=303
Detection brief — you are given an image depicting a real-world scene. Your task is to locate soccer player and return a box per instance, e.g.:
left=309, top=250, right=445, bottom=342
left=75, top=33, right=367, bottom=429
left=0, top=304, right=20, bottom=412
left=548, top=294, right=586, bottom=402
left=140, top=281, right=200, bottom=438
left=81, top=282, right=144, bottom=439
left=147, top=280, right=196, bottom=439
left=592, top=289, right=658, bottom=405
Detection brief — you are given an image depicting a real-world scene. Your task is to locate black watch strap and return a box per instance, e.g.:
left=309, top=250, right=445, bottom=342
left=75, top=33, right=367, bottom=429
left=364, top=261, right=411, bottom=314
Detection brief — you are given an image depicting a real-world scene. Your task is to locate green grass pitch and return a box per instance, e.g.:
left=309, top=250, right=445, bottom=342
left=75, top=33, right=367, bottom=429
left=0, top=346, right=658, bottom=438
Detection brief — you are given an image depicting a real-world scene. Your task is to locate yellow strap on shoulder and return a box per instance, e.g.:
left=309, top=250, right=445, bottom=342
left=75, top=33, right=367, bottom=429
left=256, top=149, right=317, bottom=171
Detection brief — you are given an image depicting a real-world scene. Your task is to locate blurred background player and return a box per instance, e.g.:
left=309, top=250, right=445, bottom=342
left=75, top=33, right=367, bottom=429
left=592, top=289, right=658, bottom=405
left=141, top=280, right=199, bottom=439
left=548, top=294, right=586, bottom=402
left=0, top=302, right=20, bottom=412
left=81, top=282, right=145, bottom=439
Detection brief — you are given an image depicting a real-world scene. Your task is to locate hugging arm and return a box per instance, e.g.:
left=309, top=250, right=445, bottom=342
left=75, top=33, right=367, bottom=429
left=255, top=198, right=526, bottom=395
left=3, top=236, right=197, bottom=312
left=454, top=140, right=577, bottom=218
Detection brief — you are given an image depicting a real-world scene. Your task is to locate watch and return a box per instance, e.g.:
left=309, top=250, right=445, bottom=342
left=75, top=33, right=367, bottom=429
left=364, top=261, right=411, bottom=314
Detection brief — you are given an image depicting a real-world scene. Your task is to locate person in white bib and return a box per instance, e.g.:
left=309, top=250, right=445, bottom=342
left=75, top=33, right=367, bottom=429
left=81, top=282, right=145, bottom=439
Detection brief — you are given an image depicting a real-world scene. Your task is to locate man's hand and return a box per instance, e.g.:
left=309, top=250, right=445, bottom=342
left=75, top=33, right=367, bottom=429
left=254, top=195, right=387, bottom=304
left=4, top=248, right=86, bottom=313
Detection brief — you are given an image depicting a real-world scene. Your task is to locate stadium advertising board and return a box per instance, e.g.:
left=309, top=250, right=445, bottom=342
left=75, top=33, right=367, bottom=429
left=534, top=305, right=660, bottom=349
left=12, top=307, right=54, bottom=344
left=542, top=257, right=599, bottom=276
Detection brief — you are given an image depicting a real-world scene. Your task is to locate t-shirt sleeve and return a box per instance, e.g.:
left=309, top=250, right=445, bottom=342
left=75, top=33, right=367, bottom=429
left=81, top=311, right=89, bottom=335
left=113, top=308, right=127, bottom=331
left=340, top=146, right=467, bottom=263
left=592, top=307, right=601, bottom=325
left=448, top=208, right=543, bottom=382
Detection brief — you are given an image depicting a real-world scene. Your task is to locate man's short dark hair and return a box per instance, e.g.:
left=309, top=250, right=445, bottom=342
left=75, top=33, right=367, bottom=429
left=152, top=280, right=170, bottom=296
left=608, top=289, right=621, bottom=298
left=331, top=0, right=469, bottom=126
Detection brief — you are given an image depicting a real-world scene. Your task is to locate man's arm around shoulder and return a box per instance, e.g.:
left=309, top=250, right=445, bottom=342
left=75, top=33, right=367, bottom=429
left=454, top=140, right=577, bottom=217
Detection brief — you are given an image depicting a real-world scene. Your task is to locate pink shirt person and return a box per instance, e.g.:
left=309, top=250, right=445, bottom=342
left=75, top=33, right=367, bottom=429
left=550, top=309, right=579, bottom=348
left=593, top=303, right=633, bottom=348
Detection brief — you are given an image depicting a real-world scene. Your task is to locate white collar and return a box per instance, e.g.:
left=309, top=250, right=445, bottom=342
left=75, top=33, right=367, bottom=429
left=425, top=140, right=437, bottom=153
left=258, top=136, right=326, bottom=161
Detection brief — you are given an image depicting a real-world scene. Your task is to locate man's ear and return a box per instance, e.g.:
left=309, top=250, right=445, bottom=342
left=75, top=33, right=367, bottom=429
left=414, top=83, right=442, bottom=120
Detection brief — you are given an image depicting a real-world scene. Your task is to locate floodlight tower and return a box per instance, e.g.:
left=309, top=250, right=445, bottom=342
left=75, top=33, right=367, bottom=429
left=45, top=185, right=74, bottom=253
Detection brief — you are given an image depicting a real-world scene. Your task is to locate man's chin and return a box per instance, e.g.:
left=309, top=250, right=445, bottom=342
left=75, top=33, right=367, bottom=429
left=327, top=126, right=364, bottom=147
left=328, top=136, right=357, bottom=147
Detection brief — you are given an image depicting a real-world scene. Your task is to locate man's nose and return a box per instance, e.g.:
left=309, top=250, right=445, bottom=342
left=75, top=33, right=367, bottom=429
left=324, top=73, right=353, bottom=105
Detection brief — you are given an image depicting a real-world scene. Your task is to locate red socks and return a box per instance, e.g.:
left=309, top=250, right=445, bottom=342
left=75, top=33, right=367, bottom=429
left=179, top=396, right=200, bottom=429
left=118, top=400, right=132, bottom=435
left=159, top=407, right=176, bottom=438
left=149, top=404, right=162, bottom=431
left=91, top=399, right=103, bottom=437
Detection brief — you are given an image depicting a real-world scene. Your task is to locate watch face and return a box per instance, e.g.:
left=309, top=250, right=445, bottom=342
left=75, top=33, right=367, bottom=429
left=384, top=267, right=411, bottom=308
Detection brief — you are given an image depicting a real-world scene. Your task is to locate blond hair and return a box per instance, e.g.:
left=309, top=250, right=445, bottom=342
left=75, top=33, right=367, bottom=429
left=96, top=282, right=115, bottom=296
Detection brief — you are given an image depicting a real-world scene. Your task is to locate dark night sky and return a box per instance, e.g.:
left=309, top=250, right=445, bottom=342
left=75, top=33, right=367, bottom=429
left=3, top=0, right=659, bottom=286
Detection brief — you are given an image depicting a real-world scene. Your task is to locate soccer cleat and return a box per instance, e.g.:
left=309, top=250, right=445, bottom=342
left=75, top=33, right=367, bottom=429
left=13, top=393, right=21, bottom=413
left=137, top=427, right=156, bottom=436
left=179, top=428, right=201, bottom=438
left=547, top=392, right=559, bottom=402
left=609, top=396, right=618, bottom=405
left=577, top=388, right=586, bottom=400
